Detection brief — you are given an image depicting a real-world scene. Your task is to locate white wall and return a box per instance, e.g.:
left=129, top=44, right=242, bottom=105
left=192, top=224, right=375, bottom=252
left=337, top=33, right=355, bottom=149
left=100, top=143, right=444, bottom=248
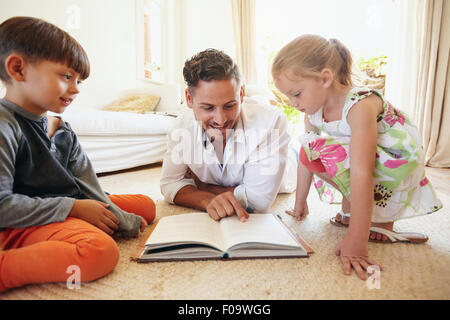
left=0, top=0, right=236, bottom=107
left=174, top=0, right=236, bottom=92
left=0, top=0, right=145, bottom=108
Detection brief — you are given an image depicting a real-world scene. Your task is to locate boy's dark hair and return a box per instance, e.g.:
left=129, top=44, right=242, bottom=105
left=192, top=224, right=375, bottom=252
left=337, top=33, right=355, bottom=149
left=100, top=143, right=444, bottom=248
left=0, top=16, right=90, bottom=83
left=183, top=48, right=241, bottom=96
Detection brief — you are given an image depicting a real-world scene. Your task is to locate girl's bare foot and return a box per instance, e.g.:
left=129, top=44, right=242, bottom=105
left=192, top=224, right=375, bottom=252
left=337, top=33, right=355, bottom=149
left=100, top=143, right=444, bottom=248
left=330, top=196, right=351, bottom=225
left=332, top=213, right=393, bottom=242
left=333, top=212, right=350, bottom=225
left=369, top=222, right=393, bottom=242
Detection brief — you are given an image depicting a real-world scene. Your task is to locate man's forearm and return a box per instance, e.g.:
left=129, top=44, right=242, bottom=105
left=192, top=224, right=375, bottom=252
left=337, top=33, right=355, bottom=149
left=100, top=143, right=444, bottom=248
left=189, top=172, right=236, bottom=195
left=173, top=185, right=216, bottom=211
left=197, top=183, right=236, bottom=195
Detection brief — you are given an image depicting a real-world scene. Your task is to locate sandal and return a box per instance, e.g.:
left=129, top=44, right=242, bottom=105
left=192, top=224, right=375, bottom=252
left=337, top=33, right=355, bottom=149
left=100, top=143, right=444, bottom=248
left=369, top=227, right=429, bottom=244
left=330, top=212, right=428, bottom=243
left=330, top=210, right=350, bottom=227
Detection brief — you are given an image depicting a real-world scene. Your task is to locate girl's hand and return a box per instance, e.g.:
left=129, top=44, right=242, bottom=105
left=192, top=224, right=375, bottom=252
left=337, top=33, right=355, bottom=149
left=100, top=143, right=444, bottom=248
left=334, top=234, right=383, bottom=280
left=285, top=202, right=309, bottom=221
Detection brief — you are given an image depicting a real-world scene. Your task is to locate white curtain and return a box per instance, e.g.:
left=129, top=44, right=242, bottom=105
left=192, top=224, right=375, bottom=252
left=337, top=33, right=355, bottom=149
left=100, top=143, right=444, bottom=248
left=384, top=0, right=419, bottom=117
left=385, top=0, right=450, bottom=167
left=231, top=0, right=258, bottom=85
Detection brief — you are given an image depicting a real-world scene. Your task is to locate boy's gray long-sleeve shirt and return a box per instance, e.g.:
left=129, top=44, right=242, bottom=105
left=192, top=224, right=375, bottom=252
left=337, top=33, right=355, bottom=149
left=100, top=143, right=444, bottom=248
left=0, top=99, right=141, bottom=237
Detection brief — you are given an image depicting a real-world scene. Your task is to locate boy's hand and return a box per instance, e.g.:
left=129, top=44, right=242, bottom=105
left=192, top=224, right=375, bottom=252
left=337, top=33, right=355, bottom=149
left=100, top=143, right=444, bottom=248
left=333, top=234, right=383, bottom=280
left=285, top=202, right=309, bottom=221
left=140, top=216, right=148, bottom=233
left=112, top=217, right=148, bottom=239
left=69, top=199, right=120, bottom=235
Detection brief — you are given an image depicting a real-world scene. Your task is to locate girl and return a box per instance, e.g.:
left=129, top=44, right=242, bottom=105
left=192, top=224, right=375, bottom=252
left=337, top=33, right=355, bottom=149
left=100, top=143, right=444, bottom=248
left=272, top=34, right=442, bottom=280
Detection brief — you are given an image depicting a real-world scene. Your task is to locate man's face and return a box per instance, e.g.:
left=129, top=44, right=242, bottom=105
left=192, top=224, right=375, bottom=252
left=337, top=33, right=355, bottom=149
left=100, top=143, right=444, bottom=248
left=186, top=78, right=243, bottom=141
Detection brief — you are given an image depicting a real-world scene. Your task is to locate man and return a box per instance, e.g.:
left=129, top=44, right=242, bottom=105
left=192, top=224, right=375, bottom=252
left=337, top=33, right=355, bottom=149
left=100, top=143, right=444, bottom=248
left=160, top=49, right=296, bottom=222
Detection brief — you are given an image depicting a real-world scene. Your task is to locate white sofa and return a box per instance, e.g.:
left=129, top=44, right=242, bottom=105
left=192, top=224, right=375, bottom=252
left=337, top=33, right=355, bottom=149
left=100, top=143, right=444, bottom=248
left=61, top=84, right=184, bottom=173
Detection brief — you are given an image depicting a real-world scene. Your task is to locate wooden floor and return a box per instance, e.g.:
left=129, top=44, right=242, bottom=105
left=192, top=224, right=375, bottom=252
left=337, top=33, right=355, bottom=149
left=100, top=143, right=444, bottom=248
left=425, top=167, right=450, bottom=197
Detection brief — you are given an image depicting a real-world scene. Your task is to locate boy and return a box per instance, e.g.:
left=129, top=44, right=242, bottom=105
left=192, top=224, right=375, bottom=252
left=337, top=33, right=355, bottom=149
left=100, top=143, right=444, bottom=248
left=0, top=16, right=155, bottom=292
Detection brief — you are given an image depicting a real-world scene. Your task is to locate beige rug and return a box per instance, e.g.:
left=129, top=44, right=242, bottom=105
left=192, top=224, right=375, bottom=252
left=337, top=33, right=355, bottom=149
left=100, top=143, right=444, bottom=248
left=1, top=185, right=449, bottom=300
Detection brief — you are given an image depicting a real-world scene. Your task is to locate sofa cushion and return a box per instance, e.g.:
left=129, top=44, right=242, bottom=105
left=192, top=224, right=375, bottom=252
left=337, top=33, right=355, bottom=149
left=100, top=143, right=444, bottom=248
left=102, top=94, right=161, bottom=113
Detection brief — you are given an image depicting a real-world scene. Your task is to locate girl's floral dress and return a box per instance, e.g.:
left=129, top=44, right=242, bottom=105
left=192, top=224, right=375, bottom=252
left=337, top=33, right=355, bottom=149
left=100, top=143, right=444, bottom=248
left=301, top=87, right=442, bottom=223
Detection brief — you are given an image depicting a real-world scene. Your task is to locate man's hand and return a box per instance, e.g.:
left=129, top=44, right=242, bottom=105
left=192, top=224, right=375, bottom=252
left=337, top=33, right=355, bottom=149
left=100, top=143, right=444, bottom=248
left=175, top=173, right=248, bottom=222
left=206, top=191, right=249, bottom=222
left=68, top=199, right=120, bottom=235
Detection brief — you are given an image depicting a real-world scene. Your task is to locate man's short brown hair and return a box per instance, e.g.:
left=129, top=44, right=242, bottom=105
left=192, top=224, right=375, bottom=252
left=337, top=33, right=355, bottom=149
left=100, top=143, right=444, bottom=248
left=183, top=48, right=241, bottom=96
left=0, top=16, right=90, bottom=84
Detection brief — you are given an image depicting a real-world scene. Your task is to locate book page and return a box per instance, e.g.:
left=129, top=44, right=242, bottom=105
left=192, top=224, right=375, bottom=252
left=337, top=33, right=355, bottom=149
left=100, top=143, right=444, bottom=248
left=219, top=214, right=300, bottom=250
left=145, top=212, right=227, bottom=252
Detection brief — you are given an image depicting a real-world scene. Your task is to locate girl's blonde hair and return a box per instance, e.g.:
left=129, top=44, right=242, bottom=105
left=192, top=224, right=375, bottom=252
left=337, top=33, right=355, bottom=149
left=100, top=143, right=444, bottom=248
left=272, top=34, right=353, bottom=86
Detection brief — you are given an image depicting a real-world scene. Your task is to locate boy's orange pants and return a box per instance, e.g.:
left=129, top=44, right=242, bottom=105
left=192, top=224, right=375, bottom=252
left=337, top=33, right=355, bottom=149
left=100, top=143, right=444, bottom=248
left=0, top=194, right=155, bottom=292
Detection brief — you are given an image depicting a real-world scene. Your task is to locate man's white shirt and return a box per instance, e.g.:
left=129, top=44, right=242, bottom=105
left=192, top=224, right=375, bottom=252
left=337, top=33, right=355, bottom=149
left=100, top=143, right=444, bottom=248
left=160, top=97, right=296, bottom=212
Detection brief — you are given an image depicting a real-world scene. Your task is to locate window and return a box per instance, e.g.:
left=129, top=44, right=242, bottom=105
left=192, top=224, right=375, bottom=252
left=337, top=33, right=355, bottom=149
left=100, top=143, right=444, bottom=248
left=255, top=0, right=395, bottom=91
left=137, top=0, right=165, bottom=83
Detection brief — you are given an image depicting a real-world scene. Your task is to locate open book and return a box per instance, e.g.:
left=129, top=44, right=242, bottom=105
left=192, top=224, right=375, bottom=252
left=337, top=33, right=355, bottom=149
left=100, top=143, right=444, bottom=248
left=132, top=212, right=313, bottom=262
